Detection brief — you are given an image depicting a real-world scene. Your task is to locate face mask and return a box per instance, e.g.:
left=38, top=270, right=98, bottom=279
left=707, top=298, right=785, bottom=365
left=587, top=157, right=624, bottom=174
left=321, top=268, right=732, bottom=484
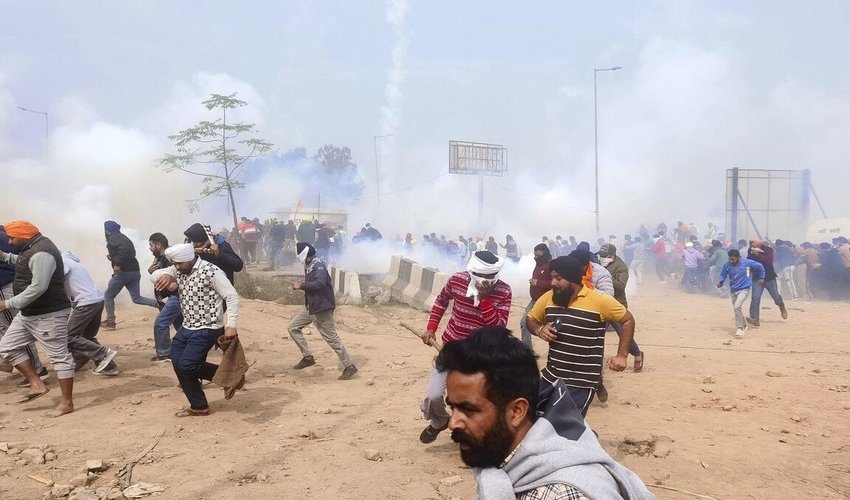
left=599, top=257, right=614, bottom=266
left=297, top=247, right=310, bottom=264
left=470, top=274, right=495, bottom=288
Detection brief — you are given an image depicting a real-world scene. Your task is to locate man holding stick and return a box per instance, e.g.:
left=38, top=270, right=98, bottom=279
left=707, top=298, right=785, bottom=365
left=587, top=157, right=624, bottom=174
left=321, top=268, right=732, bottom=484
left=418, top=250, right=512, bottom=444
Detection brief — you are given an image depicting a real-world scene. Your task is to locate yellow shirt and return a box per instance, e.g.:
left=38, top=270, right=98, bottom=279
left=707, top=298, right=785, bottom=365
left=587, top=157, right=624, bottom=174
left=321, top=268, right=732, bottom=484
left=529, top=287, right=627, bottom=389
left=529, top=287, right=627, bottom=325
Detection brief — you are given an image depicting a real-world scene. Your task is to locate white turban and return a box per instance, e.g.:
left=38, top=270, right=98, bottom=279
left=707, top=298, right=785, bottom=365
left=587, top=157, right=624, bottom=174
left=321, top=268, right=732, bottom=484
left=165, top=243, right=196, bottom=263
left=466, top=251, right=503, bottom=306
left=467, top=251, right=504, bottom=275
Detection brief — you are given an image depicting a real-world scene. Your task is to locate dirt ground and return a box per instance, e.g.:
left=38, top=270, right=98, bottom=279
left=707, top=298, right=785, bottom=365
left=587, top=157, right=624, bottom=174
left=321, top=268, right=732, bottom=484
left=1, top=277, right=848, bottom=500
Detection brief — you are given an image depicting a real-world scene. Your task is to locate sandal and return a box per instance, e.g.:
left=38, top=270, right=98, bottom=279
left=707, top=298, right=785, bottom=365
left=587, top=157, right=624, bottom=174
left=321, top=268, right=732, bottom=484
left=175, top=407, right=210, bottom=417
left=634, top=351, right=645, bottom=372
left=18, top=387, right=50, bottom=404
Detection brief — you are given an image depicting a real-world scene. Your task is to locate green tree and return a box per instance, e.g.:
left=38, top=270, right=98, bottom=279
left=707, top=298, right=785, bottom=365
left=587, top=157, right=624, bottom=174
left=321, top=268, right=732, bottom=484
left=159, top=92, right=273, bottom=241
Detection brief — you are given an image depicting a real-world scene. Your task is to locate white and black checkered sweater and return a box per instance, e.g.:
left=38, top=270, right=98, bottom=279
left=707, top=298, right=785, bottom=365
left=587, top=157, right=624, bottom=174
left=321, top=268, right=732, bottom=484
left=176, top=260, right=222, bottom=329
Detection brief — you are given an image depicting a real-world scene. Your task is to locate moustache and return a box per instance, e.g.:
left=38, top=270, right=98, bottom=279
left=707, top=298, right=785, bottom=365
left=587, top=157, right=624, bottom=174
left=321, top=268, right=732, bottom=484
left=450, top=430, right=475, bottom=447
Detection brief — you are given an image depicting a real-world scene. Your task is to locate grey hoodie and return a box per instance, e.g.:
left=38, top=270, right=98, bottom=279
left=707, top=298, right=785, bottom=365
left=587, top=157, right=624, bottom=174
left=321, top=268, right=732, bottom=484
left=474, top=379, right=655, bottom=500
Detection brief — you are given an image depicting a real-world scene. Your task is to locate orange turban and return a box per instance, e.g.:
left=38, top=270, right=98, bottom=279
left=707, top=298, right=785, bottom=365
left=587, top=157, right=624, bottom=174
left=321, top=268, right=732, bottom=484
left=3, top=220, right=40, bottom=239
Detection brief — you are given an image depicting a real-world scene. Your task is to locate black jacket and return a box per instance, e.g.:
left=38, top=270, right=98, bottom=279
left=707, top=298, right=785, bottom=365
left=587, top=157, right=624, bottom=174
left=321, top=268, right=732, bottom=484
left=302, top=259, right=335, bottom=314
left=106, top=232, right=141, bottom=272
left=200, top=235, right=244, bottom=284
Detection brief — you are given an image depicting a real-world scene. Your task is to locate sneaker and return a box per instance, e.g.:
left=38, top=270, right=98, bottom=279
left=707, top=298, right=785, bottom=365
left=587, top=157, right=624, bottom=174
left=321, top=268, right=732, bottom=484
left=780, top=306, right=788, bottom=320
left=419, top=423, right=448, bottom=444
left=735, top=328, right=745, bottom=339
left=0, top=361, right=12, bottom=373
left=16, top=367, right=49, bottom=387
left=94, top=348, right=118, bottom=374
left=338, top=365, right=358, bottom=380
left=746, top=317, right=760, bottom=327
left=92, top=361, right=119, bottom=376
left=293, top=356, right=316, bottom=370
left=597, top=383, right=609, bottom=403
left=102, top=321, right=116, bottom=329
left=151, top=355, right=171, bottom=363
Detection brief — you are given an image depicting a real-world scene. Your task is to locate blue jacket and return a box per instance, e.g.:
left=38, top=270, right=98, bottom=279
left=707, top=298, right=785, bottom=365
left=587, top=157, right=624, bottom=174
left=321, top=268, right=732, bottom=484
left=719, top=258, right=765, bottom=291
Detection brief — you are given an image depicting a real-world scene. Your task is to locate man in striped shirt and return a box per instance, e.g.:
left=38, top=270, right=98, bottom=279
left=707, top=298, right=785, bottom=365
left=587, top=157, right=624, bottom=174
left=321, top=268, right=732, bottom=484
left=526, top=256, right=635, bottom=416
left=419, top=250, right=512, bottom=444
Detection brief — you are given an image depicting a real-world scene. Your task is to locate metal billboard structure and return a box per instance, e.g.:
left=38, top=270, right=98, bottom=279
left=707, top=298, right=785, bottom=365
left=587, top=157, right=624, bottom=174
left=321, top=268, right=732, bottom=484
left=725, top=168, right=827, bottom=243
left=449, top=141, right=508, bottom=229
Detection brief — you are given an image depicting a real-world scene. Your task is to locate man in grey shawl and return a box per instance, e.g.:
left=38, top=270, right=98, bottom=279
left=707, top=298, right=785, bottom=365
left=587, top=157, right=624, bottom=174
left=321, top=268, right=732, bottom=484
left=438, top=326, right=655, bottom=500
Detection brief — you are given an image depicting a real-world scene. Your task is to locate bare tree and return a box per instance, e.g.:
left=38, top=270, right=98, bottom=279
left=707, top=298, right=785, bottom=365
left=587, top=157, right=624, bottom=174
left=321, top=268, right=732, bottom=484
left=159, top=93, right=273, bottom=246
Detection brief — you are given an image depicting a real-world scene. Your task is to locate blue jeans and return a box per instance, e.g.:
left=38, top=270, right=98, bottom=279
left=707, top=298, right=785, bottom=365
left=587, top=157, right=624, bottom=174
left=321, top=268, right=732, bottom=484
left=518, top=300, right=536, bottom=349
left=568, top=386, right=597, bottom=417
left=153, top=295, right=182, bottom=358
left=171, top=327, right=220, bottom=410
left=609, top=322, right=641, bottom=356
left=749, top=279, right=785, bottom=320
left=104, top=271, right=159, bottom=322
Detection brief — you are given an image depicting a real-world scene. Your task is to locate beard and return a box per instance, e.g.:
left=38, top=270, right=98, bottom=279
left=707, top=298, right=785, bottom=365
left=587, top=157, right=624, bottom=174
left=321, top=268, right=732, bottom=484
left=451, top=414, right=515, bottom=468
left=552, top=286, right=574, bottom=307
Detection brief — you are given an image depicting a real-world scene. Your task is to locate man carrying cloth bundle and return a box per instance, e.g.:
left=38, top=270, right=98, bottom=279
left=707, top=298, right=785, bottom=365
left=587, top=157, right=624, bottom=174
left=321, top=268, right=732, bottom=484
left=151, top=243, right=241, bottom=417
left=418, top=250, right=512, bottom=444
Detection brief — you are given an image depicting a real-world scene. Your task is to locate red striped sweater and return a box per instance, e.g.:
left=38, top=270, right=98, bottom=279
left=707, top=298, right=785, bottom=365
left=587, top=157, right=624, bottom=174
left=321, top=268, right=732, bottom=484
left=427, top=272, right=512, bottom=343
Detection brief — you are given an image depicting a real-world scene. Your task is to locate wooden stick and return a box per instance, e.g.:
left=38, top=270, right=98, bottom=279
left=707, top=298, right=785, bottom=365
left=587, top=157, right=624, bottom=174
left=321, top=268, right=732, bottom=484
left=27, top=475, right=53, bottom=485
left=399, top=321, right=442, bottom=351
left=648, top=484, right=728, bottom=500
left=117, top=428, right=166, bottom=488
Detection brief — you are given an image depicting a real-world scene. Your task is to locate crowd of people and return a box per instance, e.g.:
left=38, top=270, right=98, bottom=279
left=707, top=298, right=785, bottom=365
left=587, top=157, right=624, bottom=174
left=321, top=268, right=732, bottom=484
left=3, top=213, right=848, bottom=498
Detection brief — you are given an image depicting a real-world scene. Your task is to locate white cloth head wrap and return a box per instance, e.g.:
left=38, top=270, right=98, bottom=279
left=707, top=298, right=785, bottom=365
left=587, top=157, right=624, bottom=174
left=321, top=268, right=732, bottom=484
left=165, top=243, right=196, bottom=263
left=465, top=251, right=504, bottom=306
left=297, top=245, right=311, bottom=265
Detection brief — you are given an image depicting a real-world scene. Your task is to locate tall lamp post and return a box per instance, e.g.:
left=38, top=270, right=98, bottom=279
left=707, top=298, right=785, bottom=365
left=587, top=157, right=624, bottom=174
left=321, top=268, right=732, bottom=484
left=373, top=133, right=393, bottom=221
left=593, top=66, right=621, bottom=239
left=17, top=106, right=49, bottom=155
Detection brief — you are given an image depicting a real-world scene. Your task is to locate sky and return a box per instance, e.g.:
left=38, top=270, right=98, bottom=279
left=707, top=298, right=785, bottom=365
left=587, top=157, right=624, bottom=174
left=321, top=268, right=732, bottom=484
left=2, top=0, right=849, bottom=255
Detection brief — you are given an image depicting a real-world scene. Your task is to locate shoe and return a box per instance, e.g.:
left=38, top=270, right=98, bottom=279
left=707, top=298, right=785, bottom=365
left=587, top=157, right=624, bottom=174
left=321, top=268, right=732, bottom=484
left=0, top=361, right=13, bottom=373
left=102, top=321, right=116, bottom=329
left=780, top=306, right=788, bottom=320
left=293, top=356, right=316, bottom=370
left=419, top=423, right=448, bottom=444
left=92, top=361, right=120, bottom=376
left=633, top=351, right=645, bottom=372
left=597, top=383, right=609, bottom=403
left=94, top=348, right=118, bottom=374
left=16, top=367, right=49, bottom=387
left=151, top=355, right=171, bottom=363
left=338, top=365, right=358, bottom=380
left=735, top=328, right=745, bottom=339
left=746, top=317, right=760, bottom=327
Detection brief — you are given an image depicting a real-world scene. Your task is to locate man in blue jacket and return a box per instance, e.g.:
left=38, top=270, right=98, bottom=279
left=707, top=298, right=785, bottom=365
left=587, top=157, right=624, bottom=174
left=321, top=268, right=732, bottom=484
left=287, top=242, right=357, bottom=380
left=717, top=249, right=765, bottom=339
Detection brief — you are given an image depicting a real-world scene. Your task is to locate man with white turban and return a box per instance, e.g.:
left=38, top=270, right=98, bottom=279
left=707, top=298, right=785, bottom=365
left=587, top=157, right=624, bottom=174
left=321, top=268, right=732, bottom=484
left=418, top=250, right=512, bottom=444
left=151, top=243, right=241, bottom=416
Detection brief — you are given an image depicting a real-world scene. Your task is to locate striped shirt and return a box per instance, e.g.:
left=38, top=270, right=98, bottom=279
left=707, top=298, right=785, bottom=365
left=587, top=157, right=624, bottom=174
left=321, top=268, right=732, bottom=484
left=529, top=287, right=626, bottom=389
left=427, top=272, right=512, bottom=343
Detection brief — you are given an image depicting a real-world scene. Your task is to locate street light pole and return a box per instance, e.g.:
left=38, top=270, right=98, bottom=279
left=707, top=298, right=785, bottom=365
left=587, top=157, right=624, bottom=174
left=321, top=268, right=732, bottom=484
left=373, top=133, right=393, bottom=221
left=17, top=106, right=49, bottom=155
left=593, top=66, right=621, bottom=239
